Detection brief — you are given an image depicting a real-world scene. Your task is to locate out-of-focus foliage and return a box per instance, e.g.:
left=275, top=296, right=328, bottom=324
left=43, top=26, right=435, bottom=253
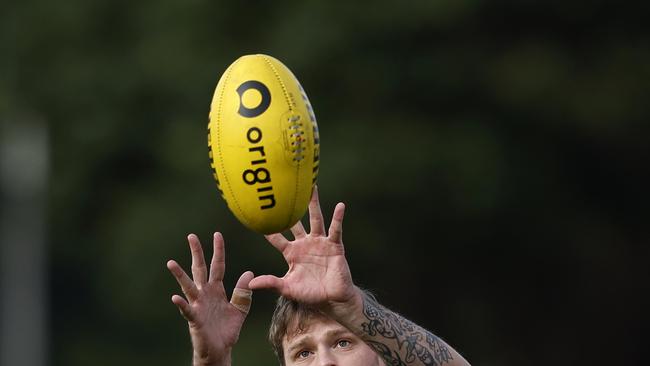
left=2, top=0, right=649, bottom=365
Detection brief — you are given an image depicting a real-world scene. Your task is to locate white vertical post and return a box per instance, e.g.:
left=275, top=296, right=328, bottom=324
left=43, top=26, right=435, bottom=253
left=0, top=119, right=49, bottom=366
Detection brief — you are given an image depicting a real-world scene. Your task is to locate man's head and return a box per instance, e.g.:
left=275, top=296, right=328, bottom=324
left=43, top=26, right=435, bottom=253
left=269, top=296, right=385, bottom=366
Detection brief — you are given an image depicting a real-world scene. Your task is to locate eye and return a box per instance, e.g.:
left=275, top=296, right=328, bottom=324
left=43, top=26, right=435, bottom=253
left=296, top=350, right=311, bottom=359
left=336, top=339, right=351, bottom=348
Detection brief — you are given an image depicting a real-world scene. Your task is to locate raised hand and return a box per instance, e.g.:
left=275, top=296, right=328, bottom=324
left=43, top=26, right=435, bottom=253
left=248, top=187, right=358, bottom=309
left=167, top=233, right=253, bottom=366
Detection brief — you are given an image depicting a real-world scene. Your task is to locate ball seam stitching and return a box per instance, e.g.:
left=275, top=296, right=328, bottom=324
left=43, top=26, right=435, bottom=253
left=217, top=58, right=252, bottom=227
left=260, top=54, right=300, bottom=231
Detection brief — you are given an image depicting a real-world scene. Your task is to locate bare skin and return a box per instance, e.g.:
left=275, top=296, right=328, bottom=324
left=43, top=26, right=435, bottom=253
left=282, top=315, right=384, bottom=366
left=249, top=187, right=356, bottom=309
left=168, top=187, right=471, bottom=366
left=167, top=233, right=253, bottom=366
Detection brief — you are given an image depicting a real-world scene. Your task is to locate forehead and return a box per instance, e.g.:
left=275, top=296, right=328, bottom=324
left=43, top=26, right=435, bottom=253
left=282, top=315, right=352, bottom=347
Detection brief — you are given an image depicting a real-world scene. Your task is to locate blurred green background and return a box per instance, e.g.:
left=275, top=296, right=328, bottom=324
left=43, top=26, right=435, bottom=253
left=1, top=0, right=649, bottom=365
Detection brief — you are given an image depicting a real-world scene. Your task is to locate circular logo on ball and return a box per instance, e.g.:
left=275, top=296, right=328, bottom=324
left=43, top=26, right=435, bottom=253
left=236, top=80, right=271, bottom=118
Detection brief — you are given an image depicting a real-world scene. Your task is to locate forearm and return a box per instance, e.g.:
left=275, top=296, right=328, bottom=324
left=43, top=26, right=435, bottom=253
left=193, top=353, right=231, bottom=366
left=328, top=287, right=470, bottom=366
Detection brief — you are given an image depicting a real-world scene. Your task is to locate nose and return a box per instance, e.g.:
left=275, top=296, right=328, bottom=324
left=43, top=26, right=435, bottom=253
left=316, top=348, right=337, bottom=366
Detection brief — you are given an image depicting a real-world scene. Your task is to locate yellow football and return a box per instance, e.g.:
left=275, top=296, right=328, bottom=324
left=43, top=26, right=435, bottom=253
left=207, top=54, right=320, bottom=234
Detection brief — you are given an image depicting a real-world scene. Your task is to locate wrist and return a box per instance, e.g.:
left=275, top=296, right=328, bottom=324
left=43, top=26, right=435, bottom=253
left=324, top=286, right=366, bottom=327
left=192, top=349, right=231, bottom=366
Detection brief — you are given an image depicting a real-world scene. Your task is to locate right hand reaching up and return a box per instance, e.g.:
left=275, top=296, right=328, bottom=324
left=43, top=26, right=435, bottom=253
left=167, top=233, right=254, bottom=366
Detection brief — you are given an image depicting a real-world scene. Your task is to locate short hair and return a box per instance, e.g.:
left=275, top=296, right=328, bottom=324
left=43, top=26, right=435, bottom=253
left=268, top=296, right=323, bottom=365
left=268, top=290, right=376, bottom=365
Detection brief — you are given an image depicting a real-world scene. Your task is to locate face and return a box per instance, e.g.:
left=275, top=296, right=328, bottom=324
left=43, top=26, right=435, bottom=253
left=282, top=315, right=385, bottom=366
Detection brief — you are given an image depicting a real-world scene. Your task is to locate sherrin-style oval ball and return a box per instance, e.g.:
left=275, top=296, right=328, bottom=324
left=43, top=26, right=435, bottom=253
left=207, top=54, right=320, bottom=234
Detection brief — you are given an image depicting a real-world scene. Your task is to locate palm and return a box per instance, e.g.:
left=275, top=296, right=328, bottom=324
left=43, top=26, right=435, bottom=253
left=186, top=282, right=244, bottom=354
left=279, top=235, right=352, bottom=304
left=250, top=188, right=357, bottom=307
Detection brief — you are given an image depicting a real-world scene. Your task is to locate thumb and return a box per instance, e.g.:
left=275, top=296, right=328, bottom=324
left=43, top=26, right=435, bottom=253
left=248, top=274, right=285, bottom=293
left=230, top=271, right=254, bottom=314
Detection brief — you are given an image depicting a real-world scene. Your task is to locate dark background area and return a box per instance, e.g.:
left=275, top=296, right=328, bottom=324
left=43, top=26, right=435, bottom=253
left=2, top=0, right=649, bottom=365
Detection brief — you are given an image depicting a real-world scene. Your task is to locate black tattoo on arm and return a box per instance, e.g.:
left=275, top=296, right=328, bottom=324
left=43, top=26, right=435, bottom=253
left=366, top=340, right=407, bottom=366
left=361, top=294, right=454, bottom=366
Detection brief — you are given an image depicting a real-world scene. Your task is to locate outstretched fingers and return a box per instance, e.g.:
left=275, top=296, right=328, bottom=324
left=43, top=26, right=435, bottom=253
left=167, top=259, right=199, bottom=301
left=290, top=220, right=307, bottom=239
left=308, top=186, right=326, bottom=236
left=264, top=233, right=290, bottom=253
left=171, top=294, right=194, bottom=321
left=248, top=274, right=285, bottom=294
left=234, top=270, right=254, bottom=290
left=328, top=202, right=346, bottom=243
left=188, top=234, right=208, bottom=286
left=230, top=271, right=254, bottom=314
left=209, top=232, right=226, bottom=283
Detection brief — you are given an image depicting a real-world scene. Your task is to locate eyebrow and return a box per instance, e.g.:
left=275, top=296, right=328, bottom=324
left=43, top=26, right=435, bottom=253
left=286, top=328, right=355, bottom=355
left=286, top=337, right=312, bottom=356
